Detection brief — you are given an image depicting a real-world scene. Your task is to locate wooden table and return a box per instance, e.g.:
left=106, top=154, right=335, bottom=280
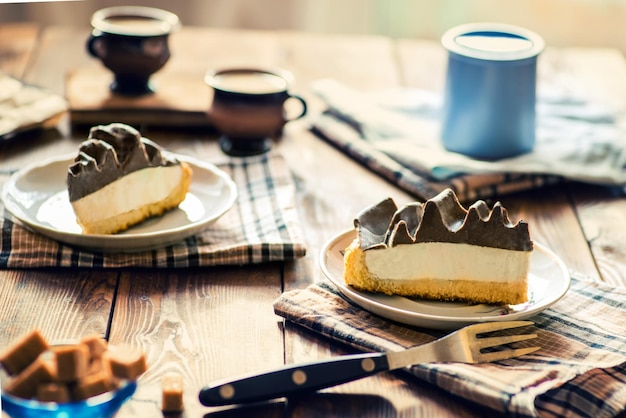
left=1, top=23, right=626, bottom=417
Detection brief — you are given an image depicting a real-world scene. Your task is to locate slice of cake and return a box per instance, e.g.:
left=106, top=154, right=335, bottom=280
left=67, top=123, right=192, bottom=234
left=343, top=189, right=532, bottom=305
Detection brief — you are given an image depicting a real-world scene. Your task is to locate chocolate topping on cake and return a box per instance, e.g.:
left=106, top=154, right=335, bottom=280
left=67, top=123, right=178, bottom=202
left=355, top=189, right=533, bottom=252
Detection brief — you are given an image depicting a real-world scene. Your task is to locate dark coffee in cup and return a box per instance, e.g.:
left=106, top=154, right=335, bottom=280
left=87, top=6, right=180, bottom=96
left=205, top=68, right=307, bottom=156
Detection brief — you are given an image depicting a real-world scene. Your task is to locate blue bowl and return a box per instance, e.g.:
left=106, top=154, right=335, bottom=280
left=1, top=381, right=136, bottom=418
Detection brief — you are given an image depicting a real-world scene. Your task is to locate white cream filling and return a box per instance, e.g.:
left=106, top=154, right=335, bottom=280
left=71, top=165, right=183, bottom=221
left=364, top=242, right=530, bottom=282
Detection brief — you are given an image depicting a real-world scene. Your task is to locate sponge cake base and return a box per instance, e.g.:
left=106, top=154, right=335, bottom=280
left=344, top=239, right=529, bottom=305
left=70, top=162, right=192, bottom=235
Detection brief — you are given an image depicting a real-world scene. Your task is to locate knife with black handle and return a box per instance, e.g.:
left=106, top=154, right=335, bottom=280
left=199, top=352, right=388, bottom=406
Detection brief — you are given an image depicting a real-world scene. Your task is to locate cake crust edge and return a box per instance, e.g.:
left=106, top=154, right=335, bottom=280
left=344, top=238, right=529, bottom=306
left=71, top=161, right=192, bottom=235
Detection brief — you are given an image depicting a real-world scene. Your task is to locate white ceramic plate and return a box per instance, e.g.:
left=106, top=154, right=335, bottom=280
left=320, top=230, right=570, bottom=330
left=1, top=153, right=237, bottom=252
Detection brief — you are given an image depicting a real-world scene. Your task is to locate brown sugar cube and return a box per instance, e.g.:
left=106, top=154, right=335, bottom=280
left=4, top=357, right=56, bottom=399
left=161, top=372, right=184, bottom=412
left=72, top=369, right=115, bottom=400
left=37, top=382, right=70, bottom=403
left=104, top=347, right=147, bottom=381
left=0, top=329, right=49, bottom=376
left=53, top=344, right=89, bottom=383
left=80, top=334, right=108, bottom=361
left=86, top=356, right=106, bottom=376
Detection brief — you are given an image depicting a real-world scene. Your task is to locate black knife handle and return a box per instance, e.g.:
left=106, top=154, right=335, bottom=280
left=199, top=352, right=389, bottom=406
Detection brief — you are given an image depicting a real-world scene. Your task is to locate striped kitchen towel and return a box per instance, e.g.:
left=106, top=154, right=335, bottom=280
left=0, top=152, right=306, bottom=268
left=274, top=277, right=626, bottom=417
left=311, top=79, right=626, bottom=202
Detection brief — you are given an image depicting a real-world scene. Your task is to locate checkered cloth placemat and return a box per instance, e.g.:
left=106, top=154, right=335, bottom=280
left=312, top=110, right=564, bottom=202
left=0, top=152, right=306, bottom=268
left=311, top=79, right=626, bottom=203
left=274, top=277, right=626, bottom=417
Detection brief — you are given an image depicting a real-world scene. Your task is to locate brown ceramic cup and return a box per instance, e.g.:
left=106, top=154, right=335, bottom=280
left=87, top=6, right=180, bottom=96
left=205, top=68, right=308, bottom=156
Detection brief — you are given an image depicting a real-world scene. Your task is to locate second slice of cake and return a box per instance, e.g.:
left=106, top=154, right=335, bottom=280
left=343, top=189, right=533, bottom=305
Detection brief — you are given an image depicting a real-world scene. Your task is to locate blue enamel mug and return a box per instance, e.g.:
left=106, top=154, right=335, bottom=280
left=441, top=23, right=545, bottom=160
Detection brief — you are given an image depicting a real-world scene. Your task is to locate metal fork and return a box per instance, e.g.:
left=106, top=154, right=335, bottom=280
left=199, top=320, right=539, bottom=406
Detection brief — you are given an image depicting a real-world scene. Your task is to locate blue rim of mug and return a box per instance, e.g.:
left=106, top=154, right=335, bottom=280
left=442, top=22, right=544, bottom=61
left=204, top=67, right=294, bottom=96
left=91, top=6, right=181, bottom=37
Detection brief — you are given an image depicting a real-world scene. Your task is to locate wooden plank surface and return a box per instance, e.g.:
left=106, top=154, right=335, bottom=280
left=0, top=269, right=119, bottom=341
left=1, top=24, right=626, bottom=418
left=0, top=24, right=123, bottom=416
left=0, top=23, right=38, bottom=79
left=109, top=266, right=284, bottom=416
left=66, top=67, right=211, bottom=127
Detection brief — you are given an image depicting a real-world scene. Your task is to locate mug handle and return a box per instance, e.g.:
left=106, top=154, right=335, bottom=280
left=285, top=94, right=307, bottom=121
left=86, top=32, right=103, bottom=58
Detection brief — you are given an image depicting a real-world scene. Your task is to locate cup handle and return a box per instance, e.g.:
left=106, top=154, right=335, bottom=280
left=285, top=94, right=307, bottom=121
left=86, top=32, right=103, bottom=58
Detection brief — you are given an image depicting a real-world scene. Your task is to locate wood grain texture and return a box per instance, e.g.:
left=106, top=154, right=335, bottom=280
left=0, top=23, right=38, bottom=78
left=108, top=265, right=283, bottom=417
left=569, top=184, right=626, bottom=287
left=0, top=269, right=118, bottom=345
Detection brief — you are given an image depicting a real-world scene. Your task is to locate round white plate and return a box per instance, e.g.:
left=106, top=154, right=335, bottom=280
left=1, top=153, right=237, bottom=252
left=320, top=230, right=570, bottom=330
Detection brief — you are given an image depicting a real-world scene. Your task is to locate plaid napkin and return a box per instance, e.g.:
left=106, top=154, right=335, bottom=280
left=0, top=152, right=306, bottom=268
left=274, top=277, right=626, bottom=417
left=311, top=79, right=626, bottom=202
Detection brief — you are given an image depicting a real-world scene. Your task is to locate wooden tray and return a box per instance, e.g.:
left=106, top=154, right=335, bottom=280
left=66, top=67, right=212, bottom=128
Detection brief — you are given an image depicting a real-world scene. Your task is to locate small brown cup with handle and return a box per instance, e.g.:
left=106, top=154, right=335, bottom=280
left=205, top=67, right=308, bottom=156
left=87, top=6, right=180, bottom=96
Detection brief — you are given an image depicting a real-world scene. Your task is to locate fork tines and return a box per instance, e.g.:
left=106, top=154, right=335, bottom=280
left=469, top=320, right=540, bottom=363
